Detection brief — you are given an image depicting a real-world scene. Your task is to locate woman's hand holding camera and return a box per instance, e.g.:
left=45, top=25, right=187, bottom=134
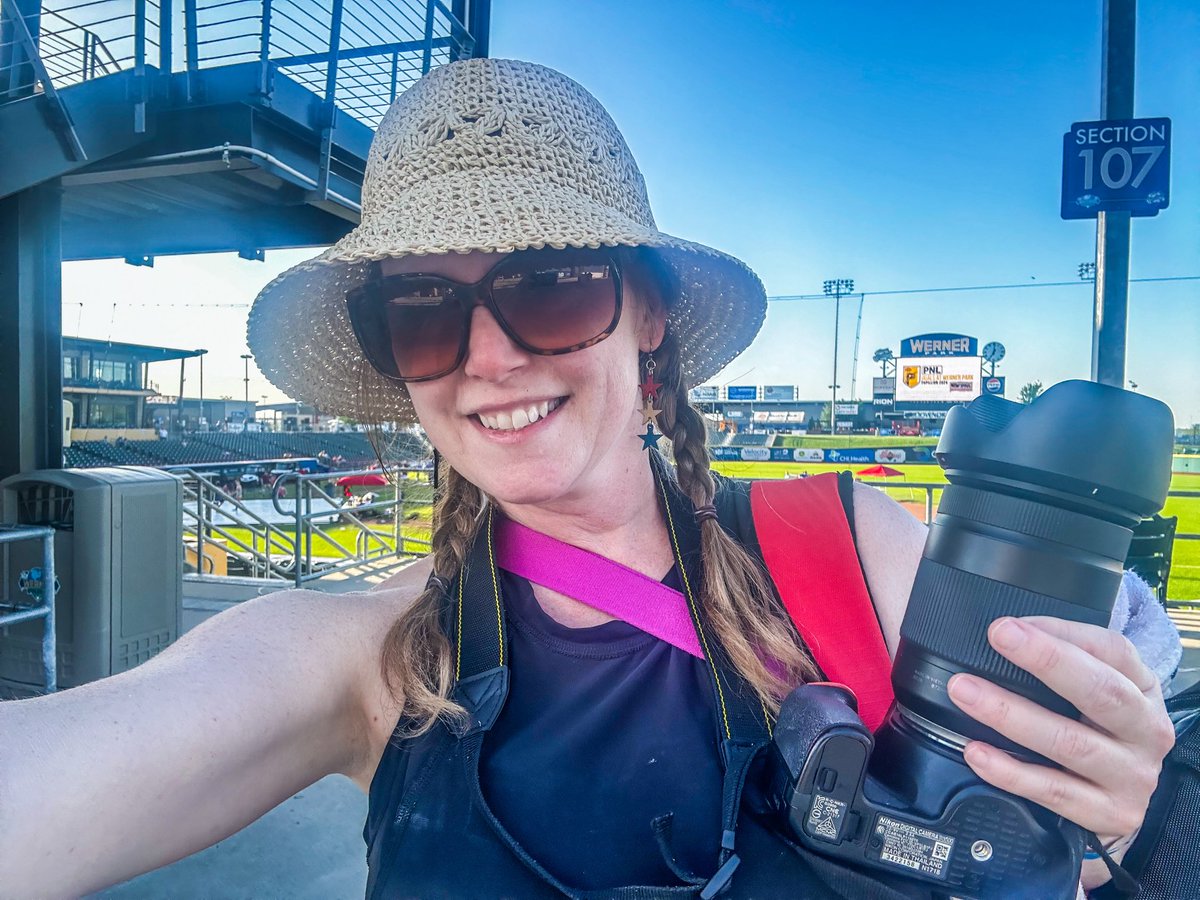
left=947, top=616, right=1176, bottom=886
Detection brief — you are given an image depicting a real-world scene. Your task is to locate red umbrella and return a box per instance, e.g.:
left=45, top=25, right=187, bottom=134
left=336, top=472, right=389, bottom=487
left=856, top=464, right=905, bottom=478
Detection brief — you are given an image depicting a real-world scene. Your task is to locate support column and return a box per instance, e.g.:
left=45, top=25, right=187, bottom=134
left=0, top=181, right=65, bottom=478
left=1091, top=0, right=1136, bottom=387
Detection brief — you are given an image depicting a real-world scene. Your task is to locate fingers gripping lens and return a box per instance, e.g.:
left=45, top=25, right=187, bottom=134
left=347, top=249, right=623, bottom=382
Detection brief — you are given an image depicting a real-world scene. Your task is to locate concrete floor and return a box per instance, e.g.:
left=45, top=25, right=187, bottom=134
left=49, top=567, right=1200, bottom=898
left=94, top=774, right=370, bottom=899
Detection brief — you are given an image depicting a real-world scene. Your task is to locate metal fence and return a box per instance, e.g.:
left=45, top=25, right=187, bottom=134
left=180, top=465, right=432, bottom=586
left=1, top=0, right=474, bottom=125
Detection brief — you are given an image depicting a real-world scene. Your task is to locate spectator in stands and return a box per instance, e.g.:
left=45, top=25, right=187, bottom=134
left=1, top=58, right=1175, bottom=898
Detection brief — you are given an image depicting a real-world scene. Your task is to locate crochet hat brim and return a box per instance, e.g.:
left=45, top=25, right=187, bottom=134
left=247, top=169, right=765, bottom=422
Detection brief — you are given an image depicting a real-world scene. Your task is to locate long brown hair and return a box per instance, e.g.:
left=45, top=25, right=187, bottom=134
left=375, top=250, right=819, bottom=736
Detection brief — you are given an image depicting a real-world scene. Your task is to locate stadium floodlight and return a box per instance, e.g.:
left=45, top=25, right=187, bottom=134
left=822, top=279, right=855, bottom=431
left=872, top=347, right=895, bottom=378
left=1078, top=262, right=1096, bottom=281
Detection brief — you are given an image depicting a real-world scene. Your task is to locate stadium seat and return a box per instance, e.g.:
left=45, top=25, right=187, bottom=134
left=63, top=431, right=431, bottom=472
left=1125, top=514, right=1179, bottom=605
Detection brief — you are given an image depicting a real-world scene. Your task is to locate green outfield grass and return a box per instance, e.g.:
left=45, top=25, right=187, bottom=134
left=711, top=460, right=1200, bottom=602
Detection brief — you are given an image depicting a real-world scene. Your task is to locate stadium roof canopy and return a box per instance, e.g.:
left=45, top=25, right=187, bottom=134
left=64, top=336, right=207, bottom=364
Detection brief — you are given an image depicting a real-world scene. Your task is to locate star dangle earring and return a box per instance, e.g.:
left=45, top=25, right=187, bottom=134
left=637, top=355, right=664, bottom=451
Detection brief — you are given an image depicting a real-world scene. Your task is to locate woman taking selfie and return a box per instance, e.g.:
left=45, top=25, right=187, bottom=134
left=0, top=59, right=1177, bottom=898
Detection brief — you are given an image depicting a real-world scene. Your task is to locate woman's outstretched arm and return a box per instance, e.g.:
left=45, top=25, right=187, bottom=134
left=0, top=586, right=410, bottom=898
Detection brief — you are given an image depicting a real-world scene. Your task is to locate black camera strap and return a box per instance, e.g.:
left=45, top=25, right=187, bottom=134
left=1084, top=832, right=1140, bottom=898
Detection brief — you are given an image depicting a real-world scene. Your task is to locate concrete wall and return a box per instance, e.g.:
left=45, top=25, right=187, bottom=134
left=1174, top=455, right=1200, bottom=474
left=71, top=427, right=158, bottom=442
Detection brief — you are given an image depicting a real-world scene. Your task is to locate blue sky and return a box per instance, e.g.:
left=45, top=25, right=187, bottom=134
left=63, top=1, right=1199, bottom=423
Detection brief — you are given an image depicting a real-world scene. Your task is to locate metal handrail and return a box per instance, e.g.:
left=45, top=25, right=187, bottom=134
left=0, top=524, right=57, bottom=693
left=180, top=471, right=298, bottom=579
left=270, top=466, right=430, bottom=586
left=179, top=465, right=429, bottom=585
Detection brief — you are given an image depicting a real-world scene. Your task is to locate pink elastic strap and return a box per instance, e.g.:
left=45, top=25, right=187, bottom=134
left=493, top=516, right=705, bottom=659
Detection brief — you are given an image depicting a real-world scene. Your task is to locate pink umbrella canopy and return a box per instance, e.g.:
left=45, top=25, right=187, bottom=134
left=856, top=464, right=905, bottom=478
left=336, top=472, right=389, bottom=487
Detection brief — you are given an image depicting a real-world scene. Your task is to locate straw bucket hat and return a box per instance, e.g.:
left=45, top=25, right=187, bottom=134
left=247, top=58, right=767, bottom=421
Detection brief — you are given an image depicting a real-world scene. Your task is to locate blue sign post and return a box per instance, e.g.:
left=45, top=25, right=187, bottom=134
left=1061, top=117, right=1171, bottom=219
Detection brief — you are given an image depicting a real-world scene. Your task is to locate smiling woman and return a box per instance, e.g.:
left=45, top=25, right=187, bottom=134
left=0, top=57, right=1181, bottom=900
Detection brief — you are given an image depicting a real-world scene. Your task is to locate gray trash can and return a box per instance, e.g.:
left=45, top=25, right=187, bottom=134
left=0, top=467, right=183, bottom=690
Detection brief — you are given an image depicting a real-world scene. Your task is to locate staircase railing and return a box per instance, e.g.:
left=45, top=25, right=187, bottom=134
left=2, top=0, right=476, bottom=127
left=180, top=465, right=431, bottom=585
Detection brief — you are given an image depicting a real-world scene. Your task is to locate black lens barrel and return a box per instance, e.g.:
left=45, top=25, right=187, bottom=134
left=891, top=381, right=1174, bottom=750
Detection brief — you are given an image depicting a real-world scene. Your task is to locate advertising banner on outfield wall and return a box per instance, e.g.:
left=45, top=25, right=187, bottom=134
left=690, top=386, right=719, bottom=403
left=707, top=446, right=935, bottom=463
left=825, top=448, right=877, bottom=463
left=872, top=377, right=896, bottom=395
left=763, top=385, right=796, bottom=401
left=726, top=386, right=758, bottom=400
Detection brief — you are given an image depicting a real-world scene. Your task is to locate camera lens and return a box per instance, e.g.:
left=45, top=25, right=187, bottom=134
left=890, top=380, right=1174, bottom=748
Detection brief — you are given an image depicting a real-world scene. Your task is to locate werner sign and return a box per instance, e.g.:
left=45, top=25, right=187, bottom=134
left=901, top=334, right=978, bottom=358
left=1061, top=117, right=1171, bottom=219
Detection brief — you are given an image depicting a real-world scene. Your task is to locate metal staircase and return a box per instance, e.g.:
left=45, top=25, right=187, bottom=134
left=0, top=0, right=490, bottom=478
left=1, top=0, right=488, bottom=253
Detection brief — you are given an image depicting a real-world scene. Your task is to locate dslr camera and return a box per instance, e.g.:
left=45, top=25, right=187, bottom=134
left=767, top=381, right=1174, bottom=899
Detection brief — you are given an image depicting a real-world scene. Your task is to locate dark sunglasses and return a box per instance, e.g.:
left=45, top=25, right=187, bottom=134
left=346, top=248, right=624, bottom=383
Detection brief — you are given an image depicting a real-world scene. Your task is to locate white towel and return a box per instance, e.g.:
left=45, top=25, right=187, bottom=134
left=1108, top=570, right=1182, bottom=694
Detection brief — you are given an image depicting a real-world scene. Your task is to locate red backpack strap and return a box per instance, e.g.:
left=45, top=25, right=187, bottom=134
left=750, top=474, right=895, bottom=731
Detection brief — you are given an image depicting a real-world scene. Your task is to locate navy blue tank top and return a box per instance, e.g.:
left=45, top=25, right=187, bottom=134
left=479, top=568, right=725, bottom=890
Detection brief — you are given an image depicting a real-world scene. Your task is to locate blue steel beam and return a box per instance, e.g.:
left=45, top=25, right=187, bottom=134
left=0, top=180, right=64, bottom=478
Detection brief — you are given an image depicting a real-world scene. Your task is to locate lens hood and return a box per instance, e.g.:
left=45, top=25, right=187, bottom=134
left=934, top=380, right=1173, bottom=523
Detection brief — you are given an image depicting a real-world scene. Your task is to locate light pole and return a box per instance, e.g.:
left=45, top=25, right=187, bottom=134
left=240, top=354, right=252, bottom=405
left=197, top=350, right=208, bottom=431
left=823, top=278, right=854, bottom=433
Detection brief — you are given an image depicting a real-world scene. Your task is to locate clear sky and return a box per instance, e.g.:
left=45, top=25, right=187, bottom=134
left=62, top=1, right=1200, bottom=425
